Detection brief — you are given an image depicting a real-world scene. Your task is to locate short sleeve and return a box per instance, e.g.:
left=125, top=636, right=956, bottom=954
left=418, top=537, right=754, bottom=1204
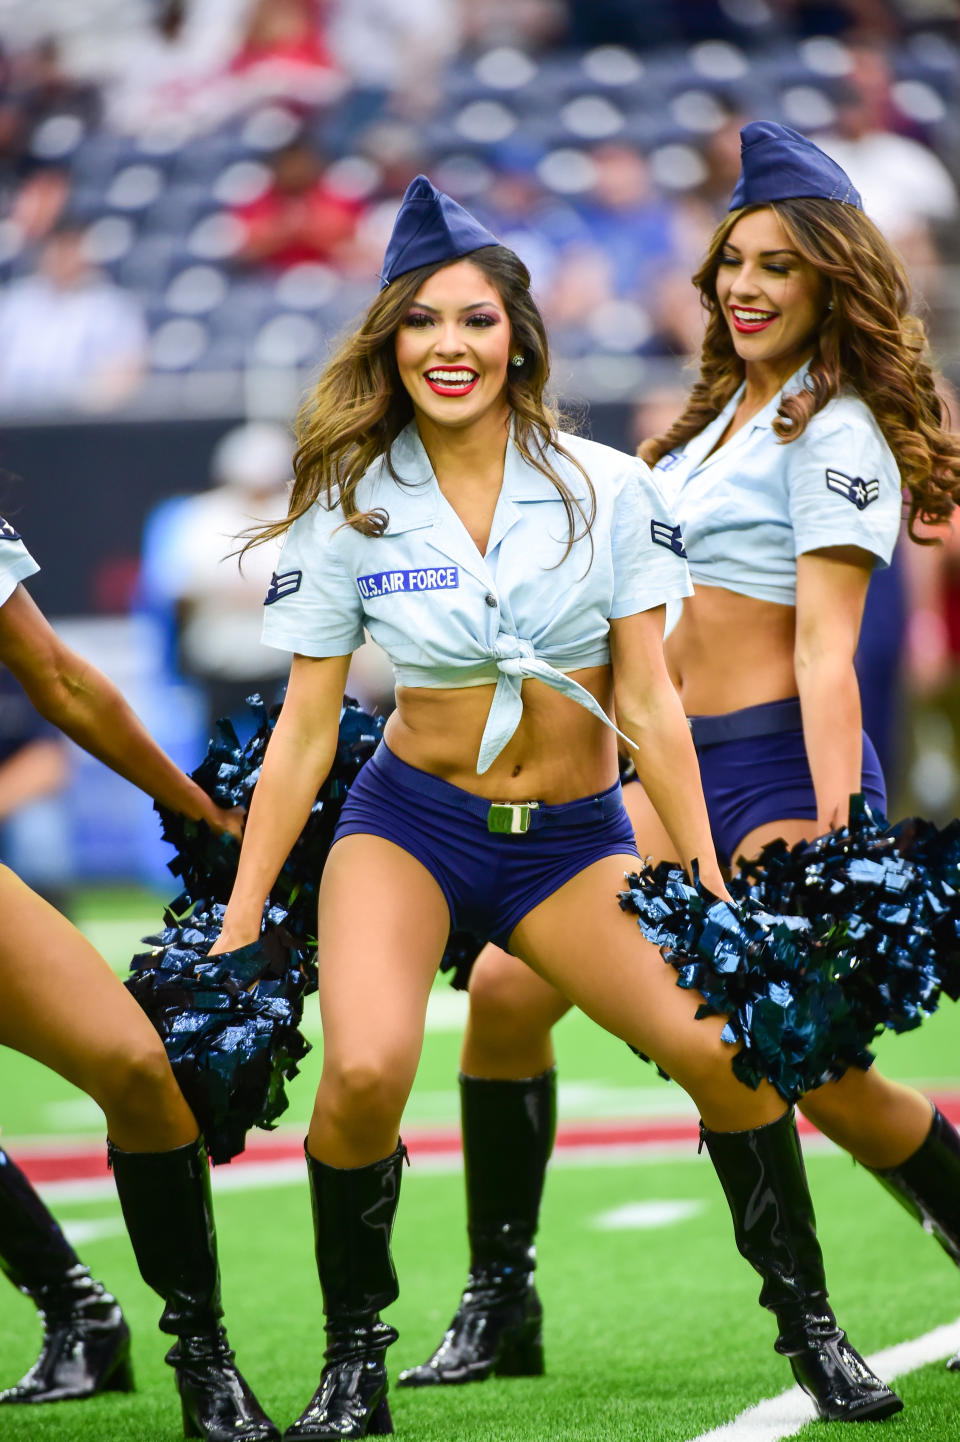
left=260, top=502, right=365, bottom=657
left=787, top=405, right=902, bottom=567
left=609, top=459, right=694, bottom=618
left=0, top=518, right=39, bottom=609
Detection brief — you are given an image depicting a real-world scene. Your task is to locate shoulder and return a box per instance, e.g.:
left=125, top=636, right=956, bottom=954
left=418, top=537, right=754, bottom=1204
left=280, top=490, right=348, bottom=562
left=785, top=389, right=900, bottom=480
left=553, top=429, right=657, bottom=499
left=554, top=429, right=635, bottom=477
left=0, top=516, right=40, bottom=606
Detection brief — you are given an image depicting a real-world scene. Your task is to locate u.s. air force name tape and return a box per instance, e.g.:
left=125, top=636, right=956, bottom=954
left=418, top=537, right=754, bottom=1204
left=357, top=566, right=459, bottom=599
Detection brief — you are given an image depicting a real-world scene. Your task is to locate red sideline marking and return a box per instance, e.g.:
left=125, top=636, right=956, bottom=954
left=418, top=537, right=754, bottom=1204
left=10, top=1093, right=960, bottom=1186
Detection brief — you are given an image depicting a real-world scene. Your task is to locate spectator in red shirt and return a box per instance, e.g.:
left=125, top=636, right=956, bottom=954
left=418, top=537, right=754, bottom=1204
left=229, top=0, right=339, bottom=87
left=233, top=139, right=361, bottom=269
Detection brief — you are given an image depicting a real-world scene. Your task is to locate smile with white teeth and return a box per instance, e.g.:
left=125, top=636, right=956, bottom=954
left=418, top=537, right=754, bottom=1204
left=423, top=367, right=480, bottom=395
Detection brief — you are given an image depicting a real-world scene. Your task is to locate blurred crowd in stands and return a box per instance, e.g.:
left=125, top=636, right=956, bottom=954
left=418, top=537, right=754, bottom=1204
left=1, top=0, right=960, bottom=883
left=0, top=0, right=955, bottom=414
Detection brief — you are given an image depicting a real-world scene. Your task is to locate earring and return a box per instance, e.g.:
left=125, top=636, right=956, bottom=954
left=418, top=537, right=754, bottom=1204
left=510, top=354, right=525, bottom=366
left=827, top=301, right=835, bottom=311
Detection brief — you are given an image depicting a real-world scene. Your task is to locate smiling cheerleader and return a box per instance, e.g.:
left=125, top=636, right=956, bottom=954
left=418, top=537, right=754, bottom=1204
left=409, top=123, right=960, bottom=1402
left=204, top=171, right=907, bottom=1438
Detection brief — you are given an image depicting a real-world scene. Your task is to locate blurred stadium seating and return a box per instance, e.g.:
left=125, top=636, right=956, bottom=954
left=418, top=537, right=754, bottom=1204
left=0, top=1, right=957, bottom=878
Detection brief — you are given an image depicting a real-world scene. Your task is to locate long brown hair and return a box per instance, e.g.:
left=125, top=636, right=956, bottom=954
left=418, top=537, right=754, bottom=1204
left=248, top=245, right=594, bottom=557
left=640, top=199, right=960, bottom=538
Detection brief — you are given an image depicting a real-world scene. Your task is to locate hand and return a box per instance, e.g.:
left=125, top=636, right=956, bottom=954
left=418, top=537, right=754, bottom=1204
left=692, top=859, right=733, bottom=905
left=207, top=924, right=260, bottom=958
left=208, top=804, right=245, bottom=842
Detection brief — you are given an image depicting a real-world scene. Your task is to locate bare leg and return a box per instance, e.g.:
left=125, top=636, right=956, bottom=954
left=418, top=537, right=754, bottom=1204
left=0, top=867, right=196, bottom=1151
left=308, top=835, right=451, bottom=1167
left=510, top=853, right=785, bottom=1130
left=800, top=1068, right=934, bottom=1168
left=0, top=869, right=278, bottom=1436
left=286, top=837, right=456, bottom=1439
left=461, top=950, right=569, bottom=1077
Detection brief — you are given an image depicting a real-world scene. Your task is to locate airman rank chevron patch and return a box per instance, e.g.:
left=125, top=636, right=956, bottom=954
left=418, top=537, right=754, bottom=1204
left=264, top=569, right=302, bottom=604
left=650, top=519, right=687, bottom=557
left=825, top=469, right=879, bottom=511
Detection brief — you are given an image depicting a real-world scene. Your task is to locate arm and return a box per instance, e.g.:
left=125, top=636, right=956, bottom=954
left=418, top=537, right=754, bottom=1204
left=794, top=545, right=873, bottom=833
left=610, top=606, right=729, bottom=897
left=209, top=651, right=352, bottom=953
left=901, top=519, right=954, bottom=696
left=0, top=585, right=242, bottom=838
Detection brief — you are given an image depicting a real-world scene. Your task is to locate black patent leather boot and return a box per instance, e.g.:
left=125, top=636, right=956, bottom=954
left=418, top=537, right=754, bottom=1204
left=0, top=1147, right=132, bottom=1403
left=285, top=1141, right=405, bottom=1441
left=702, top=1110, right=903, bottom=1422
left=109, top=1137, right=278, bottom=1441
left=398, top=1068, right=556, bottom=1387
left=868, top=1105, right=960, bottom=1371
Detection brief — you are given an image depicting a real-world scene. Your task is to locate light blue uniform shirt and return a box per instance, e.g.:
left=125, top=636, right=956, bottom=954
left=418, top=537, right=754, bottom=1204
left=653, top=363, right=902, bottom=607
left=0, top=518, right=39, bottom=608
left=262, top=421, right=692, bottom=773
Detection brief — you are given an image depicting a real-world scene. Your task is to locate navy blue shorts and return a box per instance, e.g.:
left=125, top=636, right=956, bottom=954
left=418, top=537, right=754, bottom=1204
left=686, top=696, right=887, bottom=868
left=333, top=743, right=638, bottom=951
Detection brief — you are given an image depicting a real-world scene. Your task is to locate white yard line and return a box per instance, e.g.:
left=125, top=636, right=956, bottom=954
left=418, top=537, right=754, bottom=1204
left=686, top=1317, right=960, bottom=1442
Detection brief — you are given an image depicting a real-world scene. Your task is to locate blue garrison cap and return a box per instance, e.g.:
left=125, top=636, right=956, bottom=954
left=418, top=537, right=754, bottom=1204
left=729, top=121, right=862, bottom=211
left=380, top=174, right=500, bottom=288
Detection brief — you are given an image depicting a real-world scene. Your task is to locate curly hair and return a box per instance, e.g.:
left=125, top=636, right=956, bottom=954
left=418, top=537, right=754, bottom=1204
left=640, top=198, right=960, bottom=539
left=246, top=244, right=594, bottom=559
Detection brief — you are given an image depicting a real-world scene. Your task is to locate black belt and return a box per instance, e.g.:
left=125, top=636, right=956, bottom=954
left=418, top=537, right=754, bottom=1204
left=370, top=744, right=623, bottom=834
left=688, top=696, right=803, bottom=748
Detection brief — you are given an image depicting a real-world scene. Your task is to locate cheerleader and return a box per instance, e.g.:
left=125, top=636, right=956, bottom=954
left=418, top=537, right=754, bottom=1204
left=209, top=173, right=901, bottom=1437
left=0, top=520, right=278, bottom=1440
left=403, top=124, right=960, bottom=1396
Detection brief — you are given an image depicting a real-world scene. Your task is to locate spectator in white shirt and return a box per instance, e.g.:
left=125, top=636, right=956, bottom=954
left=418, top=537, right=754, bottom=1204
left=0, top=224, right=146, bottom=413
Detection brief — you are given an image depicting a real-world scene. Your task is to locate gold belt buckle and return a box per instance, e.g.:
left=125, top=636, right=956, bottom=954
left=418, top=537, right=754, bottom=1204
left=487, top=801, right=539, bottom=834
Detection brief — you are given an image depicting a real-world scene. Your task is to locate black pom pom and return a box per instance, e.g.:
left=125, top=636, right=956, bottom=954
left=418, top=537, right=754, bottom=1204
left=618, top=795, right=960, bottom=1101
left=127, top=905, right=313, bottom=1164
left=136, top=695, right=386, bottom=1162
left=154, top=695, right=385, bottom=948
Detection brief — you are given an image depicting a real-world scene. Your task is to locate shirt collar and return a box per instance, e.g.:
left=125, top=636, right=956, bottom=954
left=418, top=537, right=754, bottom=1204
left=366, top=422, right=437, bottom=535
left=682, top=357, right=813, bottom=472
left=365, top=417, right=586, bottom=533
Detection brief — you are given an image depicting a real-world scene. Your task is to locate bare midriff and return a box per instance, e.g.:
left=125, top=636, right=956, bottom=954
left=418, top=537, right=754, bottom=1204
left=384, top=663, right=619, bottom=803
left=665, top=584, right=798, bottom=716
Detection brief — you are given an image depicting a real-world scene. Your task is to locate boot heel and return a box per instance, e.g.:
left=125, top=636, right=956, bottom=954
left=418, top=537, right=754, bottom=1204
left=494, top=1321, right=544, bottom=1378
left=369, top=1396, right=393, bottom=1434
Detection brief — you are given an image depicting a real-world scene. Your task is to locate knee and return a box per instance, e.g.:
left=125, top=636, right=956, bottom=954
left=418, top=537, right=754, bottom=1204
left=318, top=1054, right=409, bottom=1132
left=798, top=1069, right=873, bottom=1134
left=469, top=955, right=524, bottom=1029
left=664, top=1027, right=743, bottom=1104
left=467, top=951, right=545, bottom=1049
left=98, top=1034, right=181, bottom=1128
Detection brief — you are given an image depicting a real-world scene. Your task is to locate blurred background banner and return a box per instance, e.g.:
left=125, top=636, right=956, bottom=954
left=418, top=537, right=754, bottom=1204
left=0, top=0, right=958, bottom=882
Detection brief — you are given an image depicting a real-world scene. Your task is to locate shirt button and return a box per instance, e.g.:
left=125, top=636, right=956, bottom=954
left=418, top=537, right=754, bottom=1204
left=484, top=593, right=498, bottom=608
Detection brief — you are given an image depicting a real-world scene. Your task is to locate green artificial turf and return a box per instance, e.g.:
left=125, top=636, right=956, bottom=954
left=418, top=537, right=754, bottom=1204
left=1, top=885, right=959, bottom=1440
left=1, top=1151, right=958, bottom=1441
